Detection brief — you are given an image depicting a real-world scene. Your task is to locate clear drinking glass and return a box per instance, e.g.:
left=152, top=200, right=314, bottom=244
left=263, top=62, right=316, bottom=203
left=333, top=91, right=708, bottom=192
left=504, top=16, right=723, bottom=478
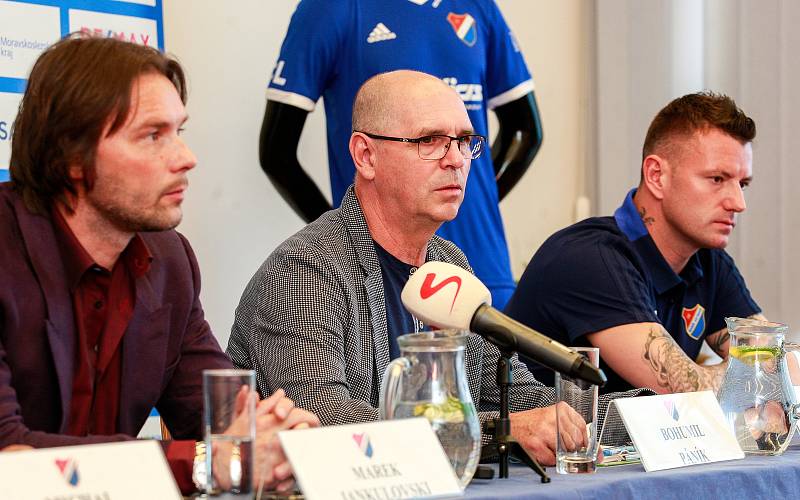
left=555, top=347, right=600, bottom=474
left=202, top=369, right=257, bottom=495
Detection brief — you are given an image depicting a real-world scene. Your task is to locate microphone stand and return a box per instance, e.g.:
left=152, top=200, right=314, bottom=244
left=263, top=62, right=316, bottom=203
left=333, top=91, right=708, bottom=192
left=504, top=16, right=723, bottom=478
left=479, top=349, right=550, bottom=483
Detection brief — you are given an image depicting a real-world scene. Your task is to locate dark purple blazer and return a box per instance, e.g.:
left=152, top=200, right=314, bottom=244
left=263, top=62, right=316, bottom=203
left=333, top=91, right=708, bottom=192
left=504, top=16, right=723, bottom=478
left=0, top=183, right=232, bottom=447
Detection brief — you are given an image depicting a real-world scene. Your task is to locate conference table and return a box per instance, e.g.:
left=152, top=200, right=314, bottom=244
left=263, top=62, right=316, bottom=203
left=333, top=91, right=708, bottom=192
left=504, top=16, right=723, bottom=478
left=457, top=443, right=800, bottom=499
left=216, top=442, right=800, bottom=499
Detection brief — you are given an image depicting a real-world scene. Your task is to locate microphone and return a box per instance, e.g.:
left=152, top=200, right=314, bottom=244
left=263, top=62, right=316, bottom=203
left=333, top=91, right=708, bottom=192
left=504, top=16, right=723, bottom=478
left=402, top=261, right=606, bottom=387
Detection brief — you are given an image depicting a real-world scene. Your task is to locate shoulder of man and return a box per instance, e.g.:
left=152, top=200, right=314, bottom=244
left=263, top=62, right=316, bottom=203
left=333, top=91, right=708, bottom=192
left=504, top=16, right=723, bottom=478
left=513, top=214, right=656, bottom=311
left=242, top=205, right=354, bottom=289
left=0, top=183, right=48, bottom=264
left=0, top=183, right=18, bottom=227
left=533, top=215, right=630, bottom=268
left=277, top=205, right=351, bottom=259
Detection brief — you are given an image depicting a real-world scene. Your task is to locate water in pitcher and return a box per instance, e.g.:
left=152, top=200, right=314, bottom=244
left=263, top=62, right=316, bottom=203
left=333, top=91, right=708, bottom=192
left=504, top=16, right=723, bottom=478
left=393, top=398, right=481, bottom=488
left=717, top=345, right=792, bottom=454
left=381, top=330, right=483, bottom=488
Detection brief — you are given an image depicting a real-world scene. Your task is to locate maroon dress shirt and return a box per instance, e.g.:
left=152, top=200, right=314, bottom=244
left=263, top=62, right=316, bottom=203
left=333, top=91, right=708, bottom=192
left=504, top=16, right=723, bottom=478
left=51, top=209, right=196, bottom=493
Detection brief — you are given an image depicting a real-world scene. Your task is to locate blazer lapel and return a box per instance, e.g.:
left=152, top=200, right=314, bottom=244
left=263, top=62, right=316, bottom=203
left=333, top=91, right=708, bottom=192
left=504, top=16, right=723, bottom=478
left=364, top=269, right=389, bottom=389
left=340, top=188, right=391, bottom=398
left=118, top=272, right=171, bottom=435
left=13, top=197, right=76, bottom=430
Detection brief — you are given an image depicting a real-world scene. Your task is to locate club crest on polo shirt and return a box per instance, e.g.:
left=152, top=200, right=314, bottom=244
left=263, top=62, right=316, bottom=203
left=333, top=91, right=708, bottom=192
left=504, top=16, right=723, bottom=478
left=681, top=304, right=706, bottom=340
left=446, top=12, right=477, bottom=46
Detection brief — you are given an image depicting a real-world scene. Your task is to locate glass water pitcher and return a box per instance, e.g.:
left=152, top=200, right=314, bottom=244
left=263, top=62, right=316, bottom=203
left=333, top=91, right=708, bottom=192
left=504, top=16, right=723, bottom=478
left=379, top=330, right=481, bottom=489
left=717, top=317, right=800, bottom=455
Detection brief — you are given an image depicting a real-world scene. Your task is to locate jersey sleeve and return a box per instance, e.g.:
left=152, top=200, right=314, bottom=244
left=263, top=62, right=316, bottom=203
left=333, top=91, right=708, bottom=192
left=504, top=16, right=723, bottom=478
left=507, top=230, right=659, bottom=344
left=482, top=1, right=534, bottom=109
left=265, top=0, right=351, bottom=111
left=707, top=251, right=761, bottom=334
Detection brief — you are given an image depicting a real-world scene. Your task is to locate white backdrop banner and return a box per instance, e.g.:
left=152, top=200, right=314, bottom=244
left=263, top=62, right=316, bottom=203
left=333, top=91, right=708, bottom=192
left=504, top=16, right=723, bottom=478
left=0, top=0, right=164, bottom=181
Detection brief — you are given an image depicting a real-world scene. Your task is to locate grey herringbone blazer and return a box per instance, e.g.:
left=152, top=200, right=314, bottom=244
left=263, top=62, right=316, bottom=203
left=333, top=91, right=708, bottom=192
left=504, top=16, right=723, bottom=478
left=227, top=187, right=648, bottom=443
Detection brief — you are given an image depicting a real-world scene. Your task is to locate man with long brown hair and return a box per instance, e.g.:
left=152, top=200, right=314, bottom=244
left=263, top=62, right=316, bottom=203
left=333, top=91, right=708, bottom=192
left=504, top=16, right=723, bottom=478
left=506, top=92, right=765, bottom=395
left=0, top=35, right=317, bottom=493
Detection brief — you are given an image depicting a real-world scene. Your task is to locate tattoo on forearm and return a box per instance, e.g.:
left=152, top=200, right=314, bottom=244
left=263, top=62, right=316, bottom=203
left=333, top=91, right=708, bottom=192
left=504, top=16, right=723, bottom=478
left=643, top=326, right=726, bottom=393
left=707, top=330, right=730, bottom=357
left=638, top=206, right=655, bottom=226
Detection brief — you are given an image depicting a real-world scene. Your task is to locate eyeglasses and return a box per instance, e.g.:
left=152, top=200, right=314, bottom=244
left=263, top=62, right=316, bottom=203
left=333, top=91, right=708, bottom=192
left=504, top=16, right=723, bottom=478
left=355, top=131, right=487, bottom=160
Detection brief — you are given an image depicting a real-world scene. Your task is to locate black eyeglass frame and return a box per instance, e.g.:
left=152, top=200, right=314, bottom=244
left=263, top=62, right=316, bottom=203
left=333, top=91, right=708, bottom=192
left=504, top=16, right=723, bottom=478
left=354, top=130, right=487, bottom=160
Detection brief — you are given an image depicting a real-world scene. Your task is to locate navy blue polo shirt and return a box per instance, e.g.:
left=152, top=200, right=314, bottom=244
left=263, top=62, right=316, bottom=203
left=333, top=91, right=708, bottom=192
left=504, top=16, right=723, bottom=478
left=374, top=242, right=426, bottom=360
left=504, top=189, right=760, bottom=393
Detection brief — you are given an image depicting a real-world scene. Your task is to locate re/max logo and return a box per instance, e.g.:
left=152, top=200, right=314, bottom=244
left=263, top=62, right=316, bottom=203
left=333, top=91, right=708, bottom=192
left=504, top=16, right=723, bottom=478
left=79, top=27, right=151, bottom=46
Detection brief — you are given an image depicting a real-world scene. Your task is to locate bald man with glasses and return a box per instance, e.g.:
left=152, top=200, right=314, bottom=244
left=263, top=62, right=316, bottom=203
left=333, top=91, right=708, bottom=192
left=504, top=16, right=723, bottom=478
left=227, top=70, right=651, bottom=466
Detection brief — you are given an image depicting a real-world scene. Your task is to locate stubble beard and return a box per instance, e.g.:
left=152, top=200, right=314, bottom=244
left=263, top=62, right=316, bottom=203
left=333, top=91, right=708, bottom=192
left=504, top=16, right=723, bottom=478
left=89, top=191, right=182, bottom=234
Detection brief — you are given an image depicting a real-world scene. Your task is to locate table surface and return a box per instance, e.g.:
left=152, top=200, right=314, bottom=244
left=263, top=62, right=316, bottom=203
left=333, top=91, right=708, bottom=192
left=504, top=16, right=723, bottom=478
left=213, top=443, right=800, bottom=500
left=456, top=443, right=800, bottom=500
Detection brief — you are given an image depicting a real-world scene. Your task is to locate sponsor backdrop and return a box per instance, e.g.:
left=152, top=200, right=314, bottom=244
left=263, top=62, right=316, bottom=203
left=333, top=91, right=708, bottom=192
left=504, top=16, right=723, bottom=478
left=0, top=0, right=163, bottom=181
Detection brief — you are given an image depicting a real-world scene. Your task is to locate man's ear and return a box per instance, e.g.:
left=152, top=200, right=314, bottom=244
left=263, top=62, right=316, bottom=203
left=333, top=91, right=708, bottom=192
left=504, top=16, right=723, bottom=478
left=349, top=132, right=376, bottom=181
left=68, top=161, right=84, bottom=182
left=641, top=154, right=668, bottom=201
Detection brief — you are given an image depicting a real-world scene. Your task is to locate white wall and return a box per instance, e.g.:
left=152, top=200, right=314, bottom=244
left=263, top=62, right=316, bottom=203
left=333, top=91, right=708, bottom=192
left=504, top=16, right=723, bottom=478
left=496, top=0, right=593, bottom=277
left=163, top=1, right=327, bottom=348
left=163, top=1, right=588, bottom=346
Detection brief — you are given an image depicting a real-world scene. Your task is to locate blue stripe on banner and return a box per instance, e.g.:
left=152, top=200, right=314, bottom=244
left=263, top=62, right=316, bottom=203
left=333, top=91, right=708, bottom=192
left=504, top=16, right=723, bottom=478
left=3, top=0, right=160, bottom=19
left=59, top=3, right=70, bottom=37
left=0, top=78, right=26, bottom=94
left=154, top=0, right=163, bottom=51
left=0, top=171, right=9, bottom=182
left=149, top=407, right=160, bottom=417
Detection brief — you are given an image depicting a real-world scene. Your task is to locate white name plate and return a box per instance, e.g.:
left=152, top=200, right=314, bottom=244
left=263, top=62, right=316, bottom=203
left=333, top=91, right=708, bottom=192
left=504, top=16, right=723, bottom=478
left=279, top=417, right=462, bottom=500
left=0, top=440, right=181, bottom=500
left=612, top=391, right=744, bottom=472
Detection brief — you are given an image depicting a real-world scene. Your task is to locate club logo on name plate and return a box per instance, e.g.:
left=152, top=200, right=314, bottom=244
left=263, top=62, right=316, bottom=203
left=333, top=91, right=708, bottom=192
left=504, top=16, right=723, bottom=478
left=352, top=433, right=374, bottom=458
left=446, top=12, right=477, bottom=47
left=663, top=400, right=680, bottom=422
left=55, top=458, right=80, bottom=487
left=681, top=304, right=706, bottom=340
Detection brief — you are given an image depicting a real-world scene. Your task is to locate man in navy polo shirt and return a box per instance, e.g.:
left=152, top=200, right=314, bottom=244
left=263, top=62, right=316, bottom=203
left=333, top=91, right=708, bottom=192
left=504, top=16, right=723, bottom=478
left=505, top=92, right=763, bottom=394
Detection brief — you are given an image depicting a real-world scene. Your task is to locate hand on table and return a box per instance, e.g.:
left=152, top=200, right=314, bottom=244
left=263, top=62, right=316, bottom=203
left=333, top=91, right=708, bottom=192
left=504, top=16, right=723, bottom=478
left=509, top=402, right=589, bottom=466
left=253, top=388, right=320, bottom=492
left=744, top=400, right=790, bottom=451
left=1, top=445, right=33, bottom=452
left=212, top=387, right=319, bottom=492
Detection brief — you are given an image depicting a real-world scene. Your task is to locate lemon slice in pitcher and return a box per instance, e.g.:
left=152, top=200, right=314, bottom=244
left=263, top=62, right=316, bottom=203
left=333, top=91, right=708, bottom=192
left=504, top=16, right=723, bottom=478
left=414, top=396, right=468, bottom=423
left=729, top=346, right=781, bottom=366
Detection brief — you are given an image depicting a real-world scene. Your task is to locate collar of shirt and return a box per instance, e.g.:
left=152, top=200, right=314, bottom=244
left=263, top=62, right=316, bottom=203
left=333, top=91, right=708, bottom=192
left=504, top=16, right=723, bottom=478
left=51, top=206, right=154, bottom=285
left=373, top=241, right=417, bottom=275
left=613, top=188, right=703, bottom=295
